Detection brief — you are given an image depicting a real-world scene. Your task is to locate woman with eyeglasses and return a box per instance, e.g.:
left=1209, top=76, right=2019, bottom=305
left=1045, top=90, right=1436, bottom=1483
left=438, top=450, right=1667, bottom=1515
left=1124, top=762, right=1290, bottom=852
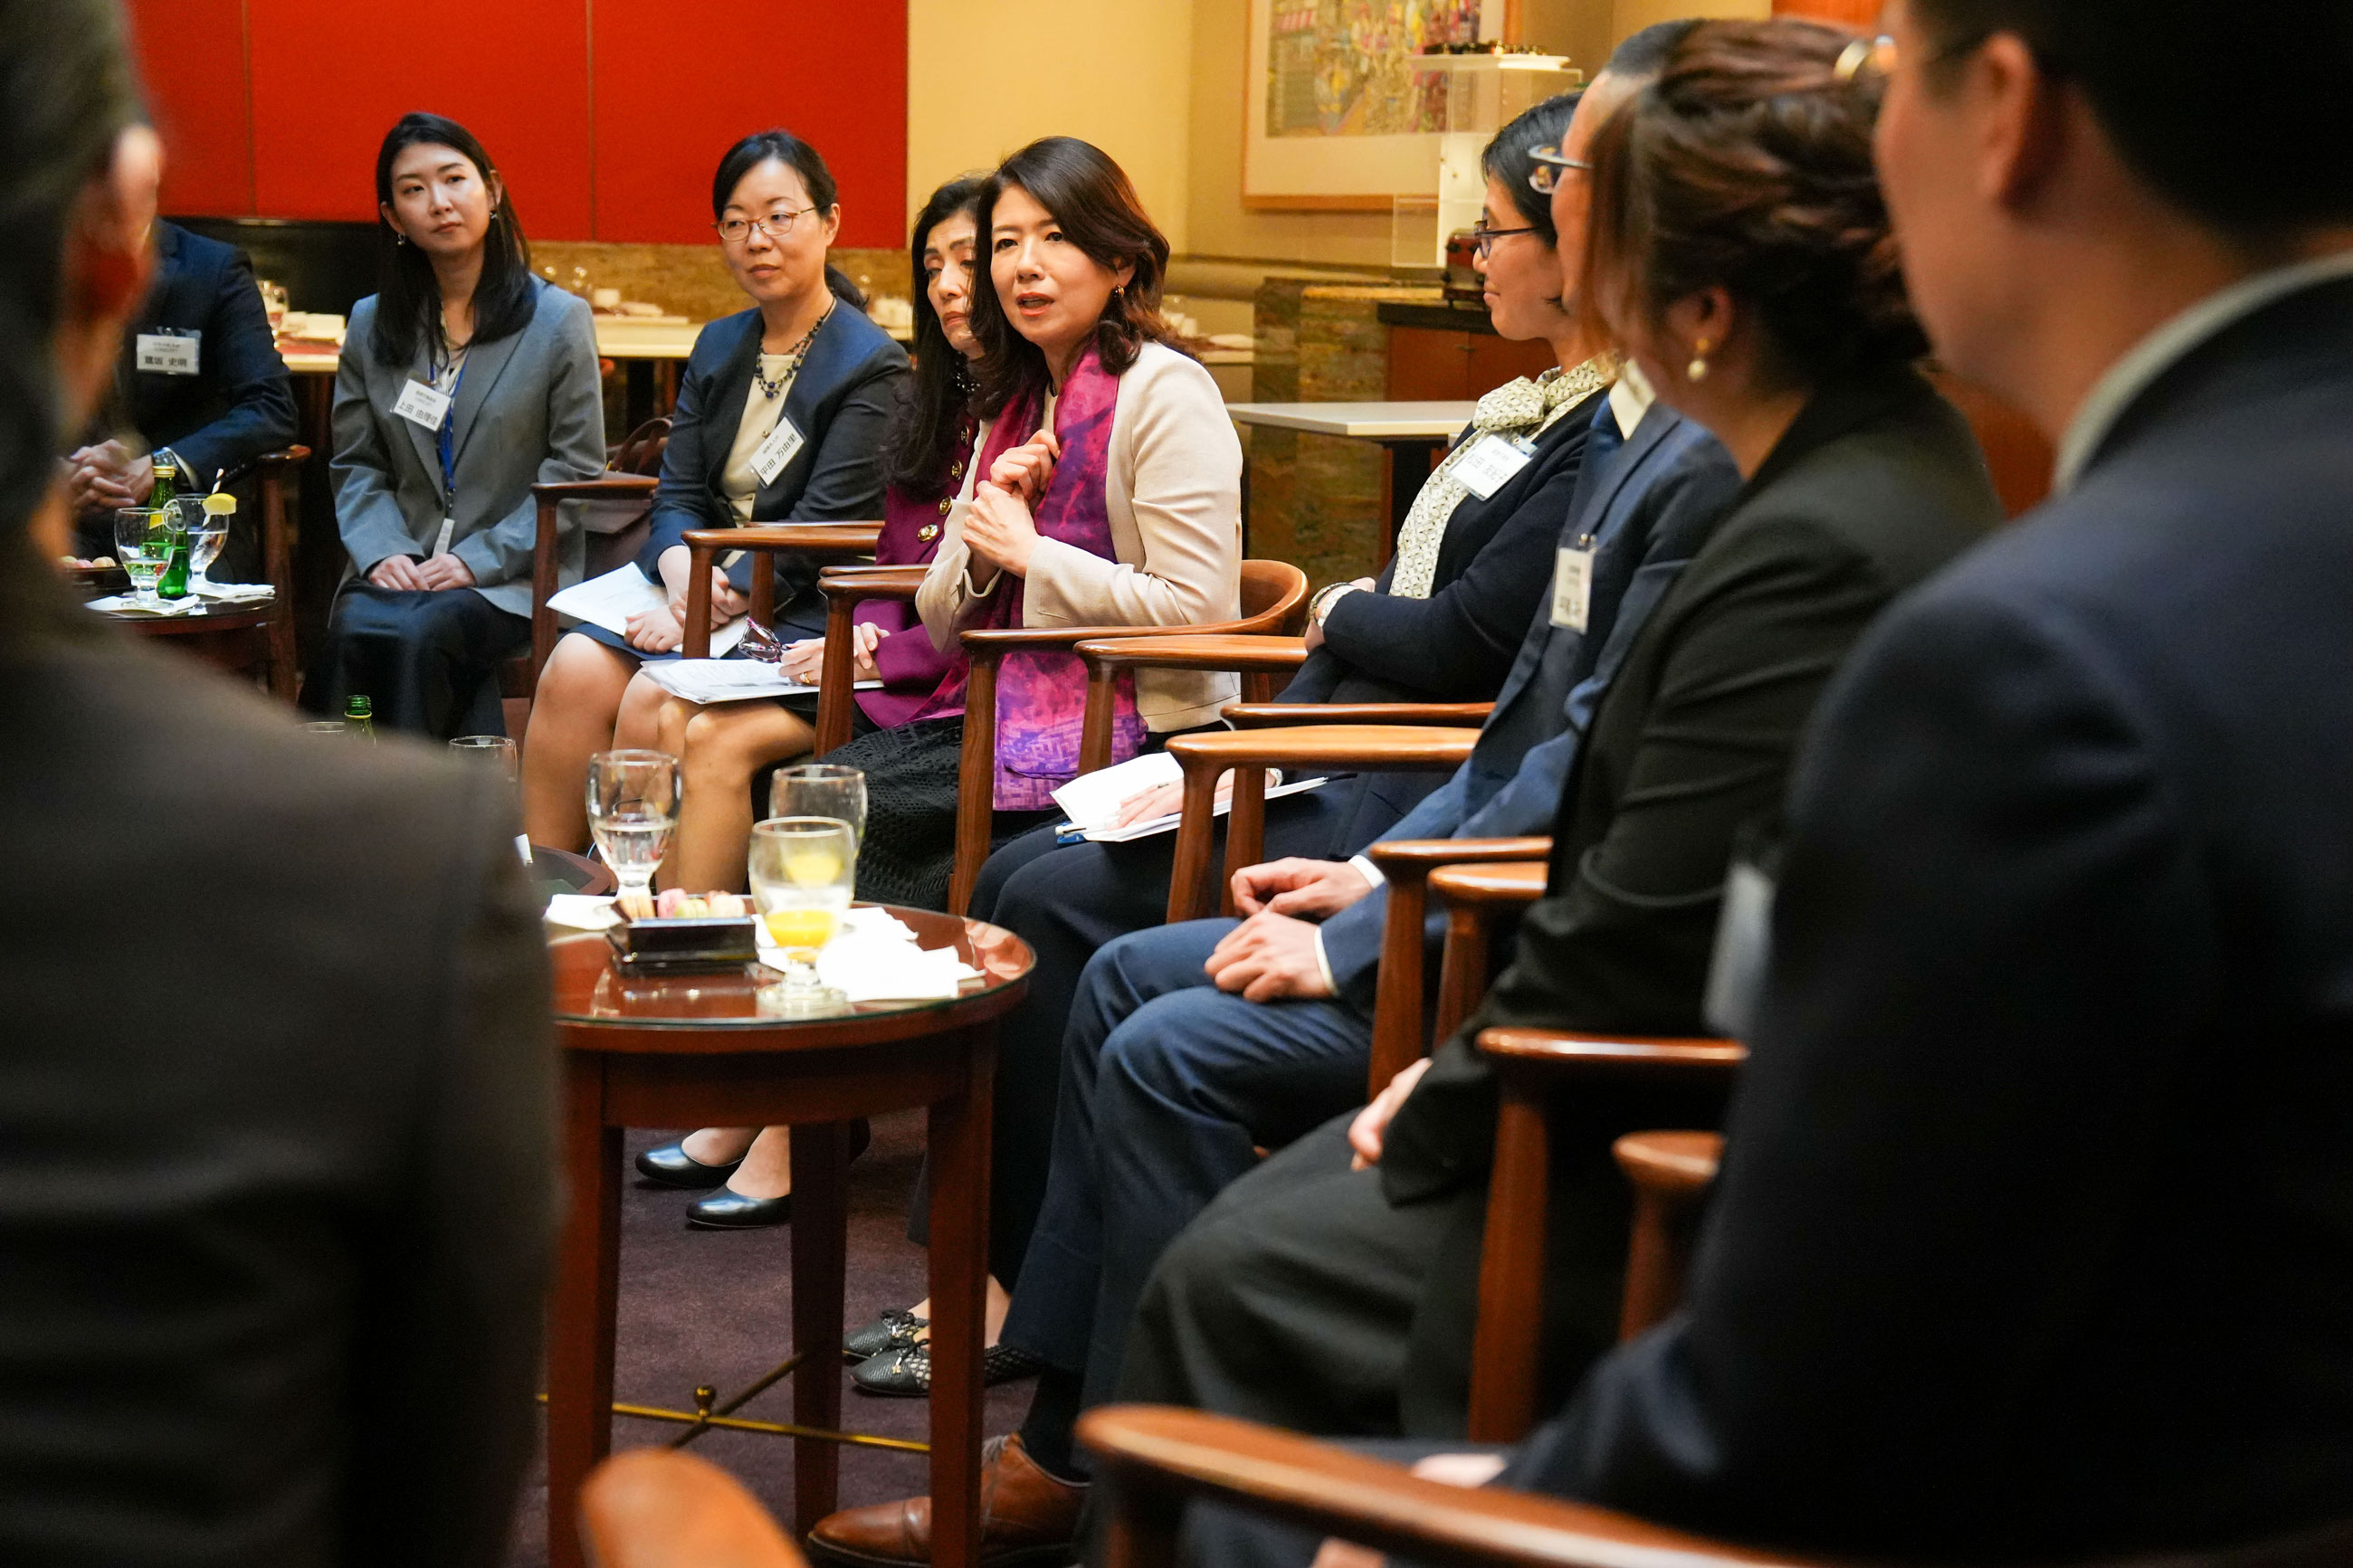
left=521, top=128, right=909, bottom=851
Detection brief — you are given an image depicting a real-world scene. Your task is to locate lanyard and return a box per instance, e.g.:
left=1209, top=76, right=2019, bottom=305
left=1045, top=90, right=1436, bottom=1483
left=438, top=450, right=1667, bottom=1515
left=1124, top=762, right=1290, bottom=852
left=434, top=356, right=468, bottom=507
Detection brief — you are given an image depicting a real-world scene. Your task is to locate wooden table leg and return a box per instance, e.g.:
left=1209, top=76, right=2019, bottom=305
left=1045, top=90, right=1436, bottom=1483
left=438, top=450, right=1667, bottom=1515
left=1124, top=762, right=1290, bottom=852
left=789, top=1119, right=851, bottom=1539
left=927, top=1022, right=997, bottom=1568
left=547, top=1055, right=621, bottom=1568
left=1378, top=439, right=1442, bottom=571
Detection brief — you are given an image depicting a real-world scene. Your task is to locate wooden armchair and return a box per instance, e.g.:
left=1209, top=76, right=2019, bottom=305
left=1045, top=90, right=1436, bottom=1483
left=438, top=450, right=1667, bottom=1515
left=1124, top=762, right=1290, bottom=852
left=251, top=444, right=309, bottom=698
left=1080, top=1404, right=1822, bottom=1568
left=943, top=558, right=1312, bottom=914
left=1360, top=838, right=1550, bottom=1095
left=679, top=524, right=888, bottom=658
left=515, top=416, right=675, bottom=705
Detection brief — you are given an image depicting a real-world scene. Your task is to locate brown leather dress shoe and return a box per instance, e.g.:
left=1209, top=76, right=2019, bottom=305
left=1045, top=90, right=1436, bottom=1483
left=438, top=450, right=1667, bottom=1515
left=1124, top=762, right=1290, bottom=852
left=804, top=1432, right=1084, bottom=1566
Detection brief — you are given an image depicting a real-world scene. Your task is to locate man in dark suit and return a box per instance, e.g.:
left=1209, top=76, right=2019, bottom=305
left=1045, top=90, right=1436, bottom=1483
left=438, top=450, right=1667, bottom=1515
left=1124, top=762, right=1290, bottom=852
left=63, top=217, right=298, bottom=566
left=1491, top=0, right=2353, bottom=1559
left=4, top=18, right=557, bottom=1563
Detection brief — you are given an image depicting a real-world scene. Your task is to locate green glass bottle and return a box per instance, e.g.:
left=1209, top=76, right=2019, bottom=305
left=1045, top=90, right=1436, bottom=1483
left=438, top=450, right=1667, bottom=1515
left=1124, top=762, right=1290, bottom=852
left=156, top=515, right=191, bottom=600
left=148, top=456, right=176, bottom=508
left=345, top=695, right=376, bottom=744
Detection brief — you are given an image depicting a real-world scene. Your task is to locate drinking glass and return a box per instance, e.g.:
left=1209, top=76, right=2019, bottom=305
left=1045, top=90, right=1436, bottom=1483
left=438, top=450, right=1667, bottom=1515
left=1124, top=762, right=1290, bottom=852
left=452, top=736, right=531, bottom=865
left=770, top=763, right=867, bottom=849
left=586, top=750, right=679, bottom=908
left=748, top=816, right=854, bottom=998
left=257, top=279, right=290, bottom=335
left=172, top=496, right=231, bottom=593
left=113, top=507, right=173, bottom=607
left=300, top=720, right=348, bottom=739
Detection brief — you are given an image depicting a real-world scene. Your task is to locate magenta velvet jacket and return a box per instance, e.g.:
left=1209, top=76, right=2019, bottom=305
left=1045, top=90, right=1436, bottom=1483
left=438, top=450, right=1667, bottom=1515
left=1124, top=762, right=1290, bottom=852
left=851, top=416, right=978, bottom=728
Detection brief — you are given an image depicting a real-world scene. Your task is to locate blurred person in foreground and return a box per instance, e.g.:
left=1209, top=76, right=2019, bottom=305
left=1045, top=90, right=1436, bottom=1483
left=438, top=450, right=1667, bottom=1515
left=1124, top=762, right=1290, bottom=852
left=0, top=5, right=557, bottom=1563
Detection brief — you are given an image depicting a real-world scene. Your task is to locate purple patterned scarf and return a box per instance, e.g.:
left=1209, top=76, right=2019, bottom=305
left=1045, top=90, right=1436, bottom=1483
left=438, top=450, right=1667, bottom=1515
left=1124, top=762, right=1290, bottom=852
left=967, top=346, right=1148, bottom=808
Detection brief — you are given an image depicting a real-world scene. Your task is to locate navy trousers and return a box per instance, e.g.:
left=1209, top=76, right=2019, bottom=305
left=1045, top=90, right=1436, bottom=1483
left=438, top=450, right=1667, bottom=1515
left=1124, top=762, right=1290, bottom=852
left=307, top=584, right=527, bottom=739
left=911, top=788, right=1358, bottom=1283
left=996, top=917, right=1380, bottom=1416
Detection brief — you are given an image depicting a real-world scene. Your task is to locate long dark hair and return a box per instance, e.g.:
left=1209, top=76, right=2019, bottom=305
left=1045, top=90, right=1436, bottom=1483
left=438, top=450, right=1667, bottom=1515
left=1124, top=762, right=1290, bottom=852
left=367, top=114, right=537, bottom=370
left=711, top=129, right=869, bottom=311
left=884, top=174, right=989, bottom=499
left=1581, top=19, right=1925, bottom=390
left=968, top=137, right=1177, bottom=419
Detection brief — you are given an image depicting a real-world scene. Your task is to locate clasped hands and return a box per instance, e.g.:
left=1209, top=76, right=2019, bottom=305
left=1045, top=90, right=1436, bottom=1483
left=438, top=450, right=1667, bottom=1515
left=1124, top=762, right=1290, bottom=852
left=368, top=552, right=477, bottom=592
left=1194, top=856, right=1376, bottom=1003
left=63, top=439, right=154, bottom=514
left=964, top=426, right=1056, bottom=584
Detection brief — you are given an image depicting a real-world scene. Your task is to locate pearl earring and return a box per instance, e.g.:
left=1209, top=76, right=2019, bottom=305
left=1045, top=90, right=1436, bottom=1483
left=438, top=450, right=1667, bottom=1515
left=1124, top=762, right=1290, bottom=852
left=1686, top=337, right=1711, bottom=384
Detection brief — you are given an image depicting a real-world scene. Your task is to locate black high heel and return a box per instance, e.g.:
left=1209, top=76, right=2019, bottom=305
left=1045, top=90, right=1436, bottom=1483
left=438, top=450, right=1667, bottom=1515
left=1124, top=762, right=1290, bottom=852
left=634, top=1141, right=743, bottom=1189
left=684, top=1119, right=872, bottom=1230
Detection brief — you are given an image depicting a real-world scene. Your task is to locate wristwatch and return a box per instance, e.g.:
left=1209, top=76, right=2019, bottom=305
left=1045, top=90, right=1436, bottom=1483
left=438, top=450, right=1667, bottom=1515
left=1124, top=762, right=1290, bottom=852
left=1309, top=582, right=1357, bottom=627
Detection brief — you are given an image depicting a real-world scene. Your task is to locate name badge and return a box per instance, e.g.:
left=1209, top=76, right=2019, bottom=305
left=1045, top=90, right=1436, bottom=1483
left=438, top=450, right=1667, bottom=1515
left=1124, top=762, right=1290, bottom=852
left=136, top=330, right=200, bottom=375
left=1551, top=542, right=1596, bottom=632
left=432, top=518, right=457, bottom=556
left=1451, top=433, right=1534, bottom=500
left=394, top=377, right=452, bottom=431
left=749, top=413, right=806, bottom=486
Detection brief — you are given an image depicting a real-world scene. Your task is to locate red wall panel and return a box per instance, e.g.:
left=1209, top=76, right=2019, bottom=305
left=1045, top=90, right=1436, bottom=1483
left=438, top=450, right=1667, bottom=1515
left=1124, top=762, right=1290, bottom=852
left=244, top=0, right=595, bottom=237
left=123, top=0, right=255, bottom=216
left=1772, top=0, right=1881, bottom=27
left=119, top=0, right=907, bottom=245
left=590, top=0, right=907, bottom=248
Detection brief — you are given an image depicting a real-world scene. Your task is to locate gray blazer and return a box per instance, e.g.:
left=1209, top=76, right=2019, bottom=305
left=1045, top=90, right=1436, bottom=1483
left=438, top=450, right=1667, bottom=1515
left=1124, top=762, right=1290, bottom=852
left=331, top=279, right=606, bottom=616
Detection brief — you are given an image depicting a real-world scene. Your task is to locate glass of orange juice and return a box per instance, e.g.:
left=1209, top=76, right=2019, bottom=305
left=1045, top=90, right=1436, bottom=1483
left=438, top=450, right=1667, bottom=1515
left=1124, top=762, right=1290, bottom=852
left=748, top=816, right=855, bottom=1000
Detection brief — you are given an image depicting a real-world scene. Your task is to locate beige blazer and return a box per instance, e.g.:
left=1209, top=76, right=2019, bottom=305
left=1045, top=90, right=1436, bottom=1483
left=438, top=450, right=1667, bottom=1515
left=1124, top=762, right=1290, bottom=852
left=919, top=341, right=1243, bottom=731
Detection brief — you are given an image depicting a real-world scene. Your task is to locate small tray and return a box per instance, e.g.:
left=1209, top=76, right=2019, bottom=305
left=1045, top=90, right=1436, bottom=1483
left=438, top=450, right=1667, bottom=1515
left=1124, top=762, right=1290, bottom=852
left=605, top=913, right=758, bottom=974
left=65, top=563, right=131, bottom=597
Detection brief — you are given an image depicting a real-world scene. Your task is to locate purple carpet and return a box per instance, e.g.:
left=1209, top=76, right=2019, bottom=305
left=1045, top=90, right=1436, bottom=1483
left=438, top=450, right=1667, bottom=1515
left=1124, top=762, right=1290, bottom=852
left=503, top=1112, right=1036, bottom=1564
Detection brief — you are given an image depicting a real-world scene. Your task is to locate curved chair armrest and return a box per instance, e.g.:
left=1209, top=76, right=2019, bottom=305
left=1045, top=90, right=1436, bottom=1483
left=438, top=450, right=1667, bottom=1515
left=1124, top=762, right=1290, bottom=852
left=1476, top=1028, right=1748, bottom=1080
left=682, top=522, right=882, bottom=557
left=809, top=566, right=934, bottom=754
left=1424, top=862, right=1548, bottom=1045
left=580, top=1448, right=807, bottom=1568
left=1224, top=700, right=1492, bottom=729
left=1073, top=633, right=1310, bottom=677
left=1367, top=837, right=1552, bottom=874
left=253, top=443, right=312, bottom=470
left=1162, top=727, right=1478, bottom=923
left=1360, top=839, right=1550, bottom=1095
left=1430, top=860, right=1548, bottom=908
left=534, top=473, right=660, bottom=502
left=1078, top=1405, right=1824, bottom=1568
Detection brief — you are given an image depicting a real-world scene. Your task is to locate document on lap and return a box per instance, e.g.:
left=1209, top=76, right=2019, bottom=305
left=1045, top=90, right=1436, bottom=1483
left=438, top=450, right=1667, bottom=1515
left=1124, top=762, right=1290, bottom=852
left=547, top=564, right=753, bottom=655
left=635, top=659, right=882, bottom=705
left=1050, top=750, right=1327, bottom=843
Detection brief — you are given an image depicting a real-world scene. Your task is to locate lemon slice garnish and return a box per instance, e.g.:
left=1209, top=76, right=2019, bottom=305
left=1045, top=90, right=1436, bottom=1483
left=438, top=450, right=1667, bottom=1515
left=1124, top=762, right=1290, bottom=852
left=202, top=492, right=237, bottom=516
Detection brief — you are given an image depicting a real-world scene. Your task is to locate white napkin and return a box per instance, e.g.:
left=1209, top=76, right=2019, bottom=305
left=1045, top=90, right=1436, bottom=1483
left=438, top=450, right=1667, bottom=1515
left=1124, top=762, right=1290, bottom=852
left=545, top=893, right=621, bottom=930
left=195, top=579, right=274, bottom=602
left=87, top=593, right=203, bottom=616
left=755, top=907, right=980, bottom=1002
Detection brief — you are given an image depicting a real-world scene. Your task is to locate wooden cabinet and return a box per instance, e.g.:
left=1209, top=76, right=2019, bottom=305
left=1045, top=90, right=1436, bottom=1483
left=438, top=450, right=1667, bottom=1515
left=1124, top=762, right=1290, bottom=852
left=1382, top=309, right=1560, bottom=401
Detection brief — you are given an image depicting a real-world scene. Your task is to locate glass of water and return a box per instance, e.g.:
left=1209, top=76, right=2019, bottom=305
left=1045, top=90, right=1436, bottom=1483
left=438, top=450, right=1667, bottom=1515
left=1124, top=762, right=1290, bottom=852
left=771, top=763, right=866, bottom=851
left=113, top=507, right=173, bottom=607
left=586, top=749, right=679, bottom=908
left=452, top=735, right=531, bottom=866
left=173, top=496, right=232, bottom=593
left=748, top=816, right=854, bottom=997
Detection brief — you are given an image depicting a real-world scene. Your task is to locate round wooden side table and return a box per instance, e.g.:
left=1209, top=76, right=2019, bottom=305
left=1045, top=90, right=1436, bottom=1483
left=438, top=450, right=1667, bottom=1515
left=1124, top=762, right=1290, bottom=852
left=544, top=908, right=1034, bottom=1568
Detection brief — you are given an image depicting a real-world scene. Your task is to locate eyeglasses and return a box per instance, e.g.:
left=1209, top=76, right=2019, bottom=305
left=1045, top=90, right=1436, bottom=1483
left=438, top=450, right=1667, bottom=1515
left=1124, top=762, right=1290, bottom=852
left=1834, top=33, right=1899, bottom=83
left=1525, top=144, right=1592, bottom=195
left=714, top=207, right=816, bottom=245
left=1469, top=220, right=1539, bottom=258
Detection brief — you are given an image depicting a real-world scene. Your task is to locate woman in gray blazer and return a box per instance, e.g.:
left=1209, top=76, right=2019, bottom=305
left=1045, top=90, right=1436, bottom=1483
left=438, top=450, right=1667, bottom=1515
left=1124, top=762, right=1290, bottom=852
left=308, top=112, right=605, bottom=738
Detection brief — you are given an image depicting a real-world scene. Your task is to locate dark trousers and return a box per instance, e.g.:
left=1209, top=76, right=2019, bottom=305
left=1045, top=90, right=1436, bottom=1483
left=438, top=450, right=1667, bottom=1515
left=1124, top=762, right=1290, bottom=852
left=306, top=584, right=527, bottom=739
left=996, top=920, right=1380, bottom=1427
left=913, top=790, right=1357, bottom=1284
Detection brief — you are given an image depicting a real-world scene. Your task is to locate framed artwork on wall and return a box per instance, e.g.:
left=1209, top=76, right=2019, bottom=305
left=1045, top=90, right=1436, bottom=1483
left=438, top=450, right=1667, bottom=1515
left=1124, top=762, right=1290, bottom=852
left=1243, top=0, right=1502, bottom=209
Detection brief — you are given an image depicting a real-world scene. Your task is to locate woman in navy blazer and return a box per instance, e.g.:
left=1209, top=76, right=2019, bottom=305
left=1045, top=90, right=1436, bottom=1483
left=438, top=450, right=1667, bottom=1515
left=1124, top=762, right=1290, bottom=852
left=521, top=128, right=907, bottom=850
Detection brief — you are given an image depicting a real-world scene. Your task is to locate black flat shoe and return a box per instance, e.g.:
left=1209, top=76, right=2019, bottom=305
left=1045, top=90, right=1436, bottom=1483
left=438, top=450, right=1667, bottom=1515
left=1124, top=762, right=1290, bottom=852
left=634, top=1141, right=744, bottom=1190
left=843, top=1307, right=927, bottom=1364
left=850, top=1340, right=1045, bottom=1398
left=685, top=1189, right=792, bottom=1229
left=681, top=1119, right=873, bottom=1231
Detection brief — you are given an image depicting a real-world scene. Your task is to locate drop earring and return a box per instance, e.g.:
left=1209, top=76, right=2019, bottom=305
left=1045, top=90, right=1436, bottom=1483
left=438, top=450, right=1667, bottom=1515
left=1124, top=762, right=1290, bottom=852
left=1686, top=336, right=1711, bottom=384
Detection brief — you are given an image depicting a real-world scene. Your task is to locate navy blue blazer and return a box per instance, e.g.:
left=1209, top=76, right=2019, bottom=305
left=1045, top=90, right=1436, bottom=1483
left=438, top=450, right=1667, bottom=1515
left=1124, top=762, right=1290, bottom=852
left=100, top=220, right=296, bottom=487
left=1519, top=276, right=2353, bottom=1560
left=1316, top=405, right=1743, bottom=1011
left=1282, top=388, right=1605, bottom=707
left=635, top=303, right=908, bottom=629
